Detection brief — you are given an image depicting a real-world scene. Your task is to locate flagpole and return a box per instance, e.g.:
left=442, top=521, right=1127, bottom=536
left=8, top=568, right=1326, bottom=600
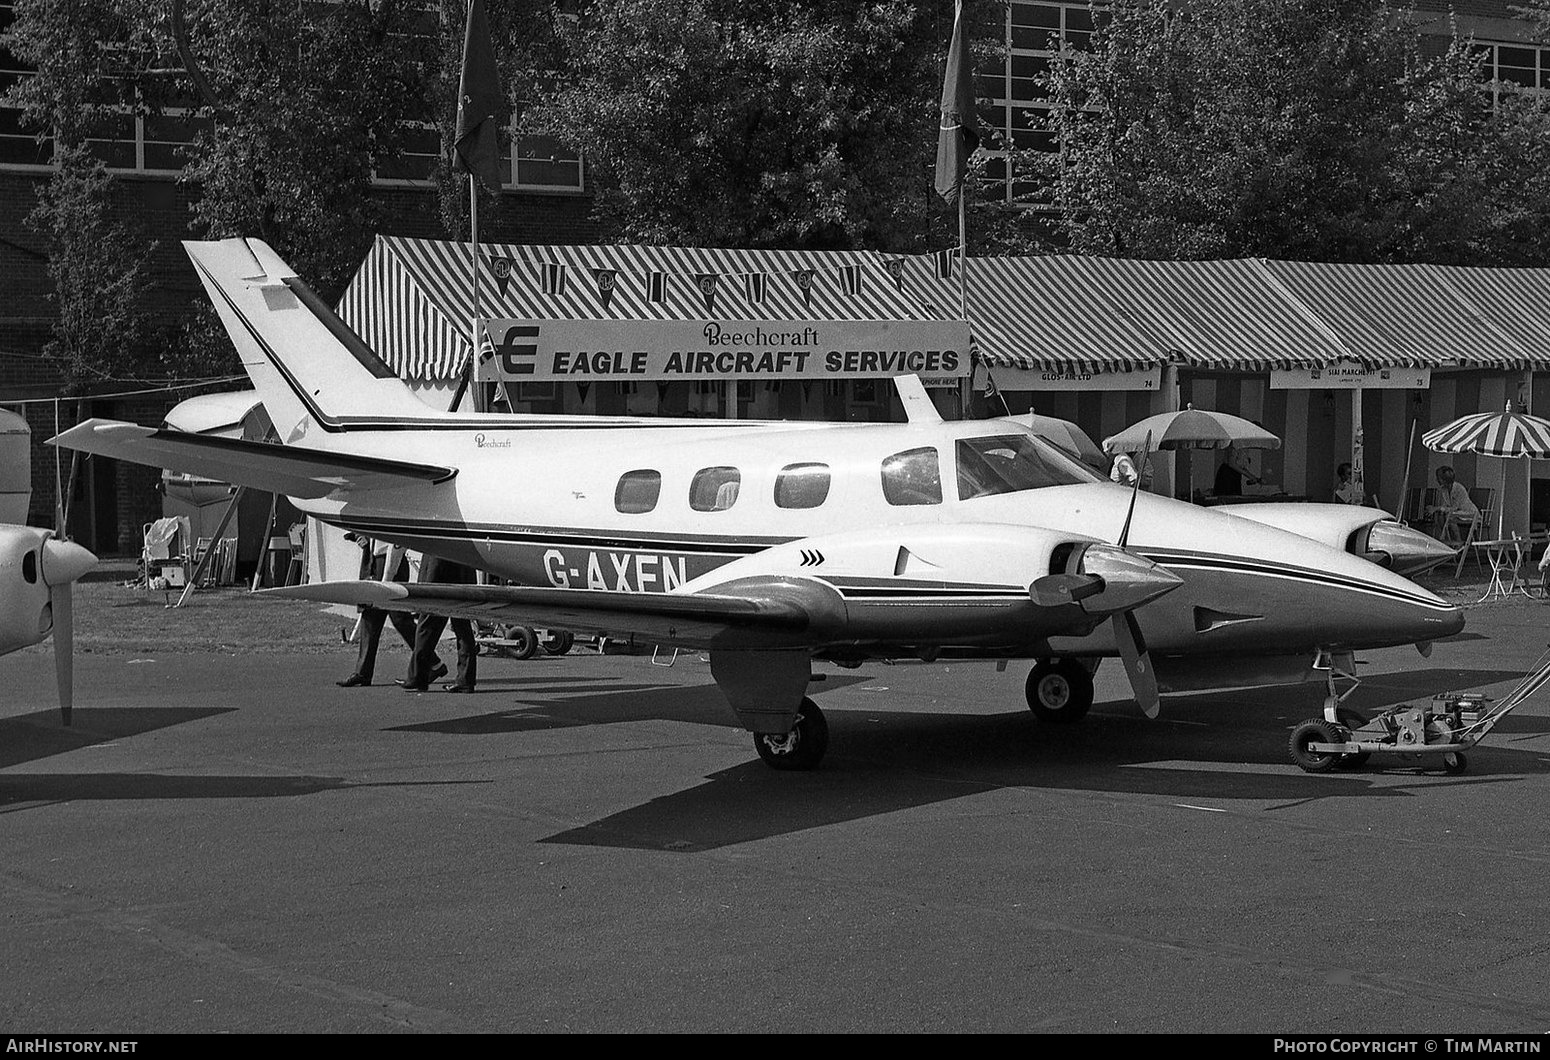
left=469, top=173, right=483, bottom=413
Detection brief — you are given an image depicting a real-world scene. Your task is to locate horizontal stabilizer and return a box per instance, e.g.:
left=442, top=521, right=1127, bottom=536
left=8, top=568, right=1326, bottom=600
left=268, top=579, right=812, bottom=649
left=49, top=419, right=456, bottom=498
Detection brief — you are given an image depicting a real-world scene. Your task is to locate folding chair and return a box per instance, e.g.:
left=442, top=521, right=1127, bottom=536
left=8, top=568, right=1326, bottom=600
left=284, top=522, right=307, bottom=585
left=1450, top=512, right=1483, bottom=578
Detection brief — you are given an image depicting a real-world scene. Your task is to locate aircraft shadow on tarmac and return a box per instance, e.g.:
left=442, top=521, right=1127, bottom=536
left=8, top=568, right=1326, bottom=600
left=376, top=664, right=1550, bottom=852
left=0, top=706, right=236, bottom=770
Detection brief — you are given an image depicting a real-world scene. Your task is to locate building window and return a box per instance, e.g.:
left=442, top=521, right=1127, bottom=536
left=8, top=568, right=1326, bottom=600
left=1472, top=39, right=1549, bottom=107
left=978, top=1, right=1094, bottom=205
left=0, top=0, right=49, bottom=167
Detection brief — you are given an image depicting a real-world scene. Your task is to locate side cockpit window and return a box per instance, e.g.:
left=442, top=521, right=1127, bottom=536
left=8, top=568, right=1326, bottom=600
left=881, top=447, right=941, bottom=506
left=615, top=470, right=662, bottom=514
left=691, top=467, right=742, bottom=511
left=775, top=463, right=830, bottom=509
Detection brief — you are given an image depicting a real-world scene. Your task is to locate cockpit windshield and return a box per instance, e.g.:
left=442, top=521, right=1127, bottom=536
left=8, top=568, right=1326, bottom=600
left=956, top=432, right=1105, bottom=500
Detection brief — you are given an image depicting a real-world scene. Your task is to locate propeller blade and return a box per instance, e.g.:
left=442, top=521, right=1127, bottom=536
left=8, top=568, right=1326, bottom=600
left=1030, top=572, right=1104, bottom=607
left=39, top=536, right=95, bottom=728
left=1113, top=608, right=1160, bottom=719
left=53, top=581, right=73, bottom=726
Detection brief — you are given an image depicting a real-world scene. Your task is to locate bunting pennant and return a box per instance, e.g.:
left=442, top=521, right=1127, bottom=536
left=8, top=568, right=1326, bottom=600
left=792, top=268, right=815, bottom=308
left=839, top=264, right=862, bottom=296
left=693, top=273, right=718, bottom=313
left=541, top=261, right=566, bottom=295
left=592, top=267, right=618, bottom=311
left=744, top=272, right=768, bottom=304
left=647, top=270, right=666, bottom=303
left=884, top=258, right=905, bottom=291
left=491, top=256, right=518, bottom=297
left=936, top=248, right=954, bottom=280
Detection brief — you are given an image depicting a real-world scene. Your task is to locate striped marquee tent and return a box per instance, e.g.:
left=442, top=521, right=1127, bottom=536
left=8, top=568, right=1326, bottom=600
left=336, top=237, right=1550, bottom=384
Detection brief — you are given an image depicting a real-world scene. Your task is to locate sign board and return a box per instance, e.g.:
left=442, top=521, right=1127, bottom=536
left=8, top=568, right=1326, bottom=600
left=479, top=318, right=971, bottom=383
left=990, top=366, right=1162, bottom=392
left=1270, top=362, right=1430, bottom=390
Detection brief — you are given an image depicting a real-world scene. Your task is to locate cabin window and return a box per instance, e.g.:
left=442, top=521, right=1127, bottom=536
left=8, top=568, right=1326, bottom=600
left=956, top=434, right=1099, bottom=499
left=774, top=463, right=831, bottom=509
left=881, top=447, right=942, bottom=506
left=691, top=466, right=742, bottom=511
left=615, top=469, right=662, bottom=514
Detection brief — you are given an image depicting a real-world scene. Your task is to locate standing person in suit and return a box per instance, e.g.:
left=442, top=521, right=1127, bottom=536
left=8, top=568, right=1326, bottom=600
left=400, top=555, right=478, bottom=693
left=337, top=537, right=436, bottom=687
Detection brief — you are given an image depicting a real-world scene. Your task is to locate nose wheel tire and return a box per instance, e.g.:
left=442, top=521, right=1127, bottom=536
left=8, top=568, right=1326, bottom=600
left=1025, top=659, right=1094, bottom=724
left=1333, top=707, right=1371, bottom=769
left=539, top=630, right=574, bottom=656
left=753, top=697, right=829, bottom=771
left=1289, top=718, right=1343, bottom=773
left=1442, top=751, right=1468, bottom=775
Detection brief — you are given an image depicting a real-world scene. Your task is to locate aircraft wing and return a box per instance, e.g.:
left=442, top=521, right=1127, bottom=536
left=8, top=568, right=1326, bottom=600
left=50, top=419, right=456, bottom=498
left=268, top=578, right=815, bottom=649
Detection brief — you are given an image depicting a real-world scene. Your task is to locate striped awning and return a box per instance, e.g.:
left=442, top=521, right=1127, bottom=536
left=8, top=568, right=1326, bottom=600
left=1258, top=260, right=1533, bottom=369
left=337, top=236, right=1550, bottom=382
left=1422, top=405, right=1550, bottom=458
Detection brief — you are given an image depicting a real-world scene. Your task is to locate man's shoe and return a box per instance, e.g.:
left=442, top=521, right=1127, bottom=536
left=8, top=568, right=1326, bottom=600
left=336, top=674, right=370, bottom=688
left=400, top=682, right=428, bottom=693
left=442, top=683, right=474, bottom=693
left=429, top=662, right=449, bottom=682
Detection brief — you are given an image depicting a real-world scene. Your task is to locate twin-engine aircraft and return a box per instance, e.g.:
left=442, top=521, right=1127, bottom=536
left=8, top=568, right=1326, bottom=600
left=52, top=238, right=1465, bottom=769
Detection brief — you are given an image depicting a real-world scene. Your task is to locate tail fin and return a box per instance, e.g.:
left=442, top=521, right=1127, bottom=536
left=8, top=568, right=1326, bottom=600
left=185, top=239, right=438, bottom=441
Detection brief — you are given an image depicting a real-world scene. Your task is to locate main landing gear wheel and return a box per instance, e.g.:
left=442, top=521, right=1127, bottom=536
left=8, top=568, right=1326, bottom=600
left=1442, top=751, right=1468, bottom=776
left=1025, top=659, right=1094, bottom=724
left=753, top=697, right=829, bottom=771
left=1289, top=718, right=1343, bottom=773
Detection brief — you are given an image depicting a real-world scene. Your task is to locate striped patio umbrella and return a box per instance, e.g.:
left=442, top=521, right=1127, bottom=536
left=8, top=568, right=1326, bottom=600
left=1102, top=404, right=1281, bottom=454
left=1422, top=402, right=1550, bottom=538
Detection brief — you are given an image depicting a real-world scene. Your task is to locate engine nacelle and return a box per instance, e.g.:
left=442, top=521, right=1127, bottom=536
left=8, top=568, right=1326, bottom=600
left=0, top=524, right=57, bottom=655
left=1219, top=503, right=1455, bottom=576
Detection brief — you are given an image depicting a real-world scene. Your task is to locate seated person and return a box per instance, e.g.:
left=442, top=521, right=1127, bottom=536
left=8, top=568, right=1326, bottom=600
left=1426, top=465, right=1480, bottom=539
left=1333, top=462, right=1363, bottom=505
left=1212, top=445, right=1260, bottom=497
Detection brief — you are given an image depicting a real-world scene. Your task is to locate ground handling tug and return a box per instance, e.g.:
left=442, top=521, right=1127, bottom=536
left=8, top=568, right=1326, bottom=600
left=1289, top=648, right=1550, bottom=775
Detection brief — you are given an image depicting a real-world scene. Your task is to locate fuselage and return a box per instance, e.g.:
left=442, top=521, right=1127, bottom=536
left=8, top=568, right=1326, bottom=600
left=299, top=414, right=1464, bottom=659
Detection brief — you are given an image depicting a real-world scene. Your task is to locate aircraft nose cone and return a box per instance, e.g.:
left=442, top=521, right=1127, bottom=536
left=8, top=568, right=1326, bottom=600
left=1078, top=544, right=1184, bottom=614
left=40, top=538, right=97, bottom=587
left=1364, top=521, right=1461, bottom=576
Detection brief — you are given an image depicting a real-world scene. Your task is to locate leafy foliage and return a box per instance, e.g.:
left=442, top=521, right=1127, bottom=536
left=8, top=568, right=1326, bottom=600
left=1035, top=0, right=1550, bottom=264
left=525, top=0, right=958, bottom=251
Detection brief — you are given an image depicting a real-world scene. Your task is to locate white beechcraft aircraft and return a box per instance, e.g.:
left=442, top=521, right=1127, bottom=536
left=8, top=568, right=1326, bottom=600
left=52, top=238, right=1465, bottom=769
left=0, top=520, right=98, bottom=725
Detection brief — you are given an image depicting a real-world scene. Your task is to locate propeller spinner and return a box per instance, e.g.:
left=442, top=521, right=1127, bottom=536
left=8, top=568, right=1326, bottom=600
left=0, top=527, right=96, bottom=725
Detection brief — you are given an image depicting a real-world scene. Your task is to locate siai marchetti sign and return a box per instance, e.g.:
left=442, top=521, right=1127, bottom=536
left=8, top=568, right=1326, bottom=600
left=479, top=318, right=971, bottom=382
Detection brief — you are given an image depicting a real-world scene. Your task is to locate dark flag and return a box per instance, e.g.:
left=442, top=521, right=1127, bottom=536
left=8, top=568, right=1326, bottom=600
left=693, top=273, right=719, bottom=313
left=839, top=264, right=861, bottom=296
left=933, top=0, right=982, bottom=206
left=647, top=270, right=666, bottom=303
left=744, top=272, right=768, bottom=304
left=593, top=267, right=618, bottom=311
left=792, top=268, right=815, bottom=308
left=541, top=261, right=566, bottom=296
left=936, top=248, right=954, bottom=280
left=490, top=255, right=519, bottom=297
left=453, top=0, right=507, bottom=190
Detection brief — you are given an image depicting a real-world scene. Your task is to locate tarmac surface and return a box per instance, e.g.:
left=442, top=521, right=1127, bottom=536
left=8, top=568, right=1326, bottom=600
left=3, top=596, right=1550, bottom=1034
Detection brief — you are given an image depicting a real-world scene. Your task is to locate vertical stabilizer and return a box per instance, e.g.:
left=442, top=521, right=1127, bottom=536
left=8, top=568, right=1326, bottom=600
left=183, top=239, right=438, bottom=442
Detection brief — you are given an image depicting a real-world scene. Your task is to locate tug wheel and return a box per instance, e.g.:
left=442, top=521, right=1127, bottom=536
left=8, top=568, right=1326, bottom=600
left=1442, top=751, right=1468, bottom=776
left=539, top=630, right=574, bottom=656
left=1289, top=718, right=1343, bottom=774
left=1025, top=659, right=1094, bottom=724
left=753, top=698, right=829, bottom=771
left=1334, top=707, right=1371, bottom=769
left=500, top=625, right=538, bottom=660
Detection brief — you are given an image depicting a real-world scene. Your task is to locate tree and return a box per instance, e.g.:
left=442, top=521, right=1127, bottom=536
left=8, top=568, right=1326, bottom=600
left=1035, top=0, right=1550, bottom=264
left=525, top=0, right=960, bottom=251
